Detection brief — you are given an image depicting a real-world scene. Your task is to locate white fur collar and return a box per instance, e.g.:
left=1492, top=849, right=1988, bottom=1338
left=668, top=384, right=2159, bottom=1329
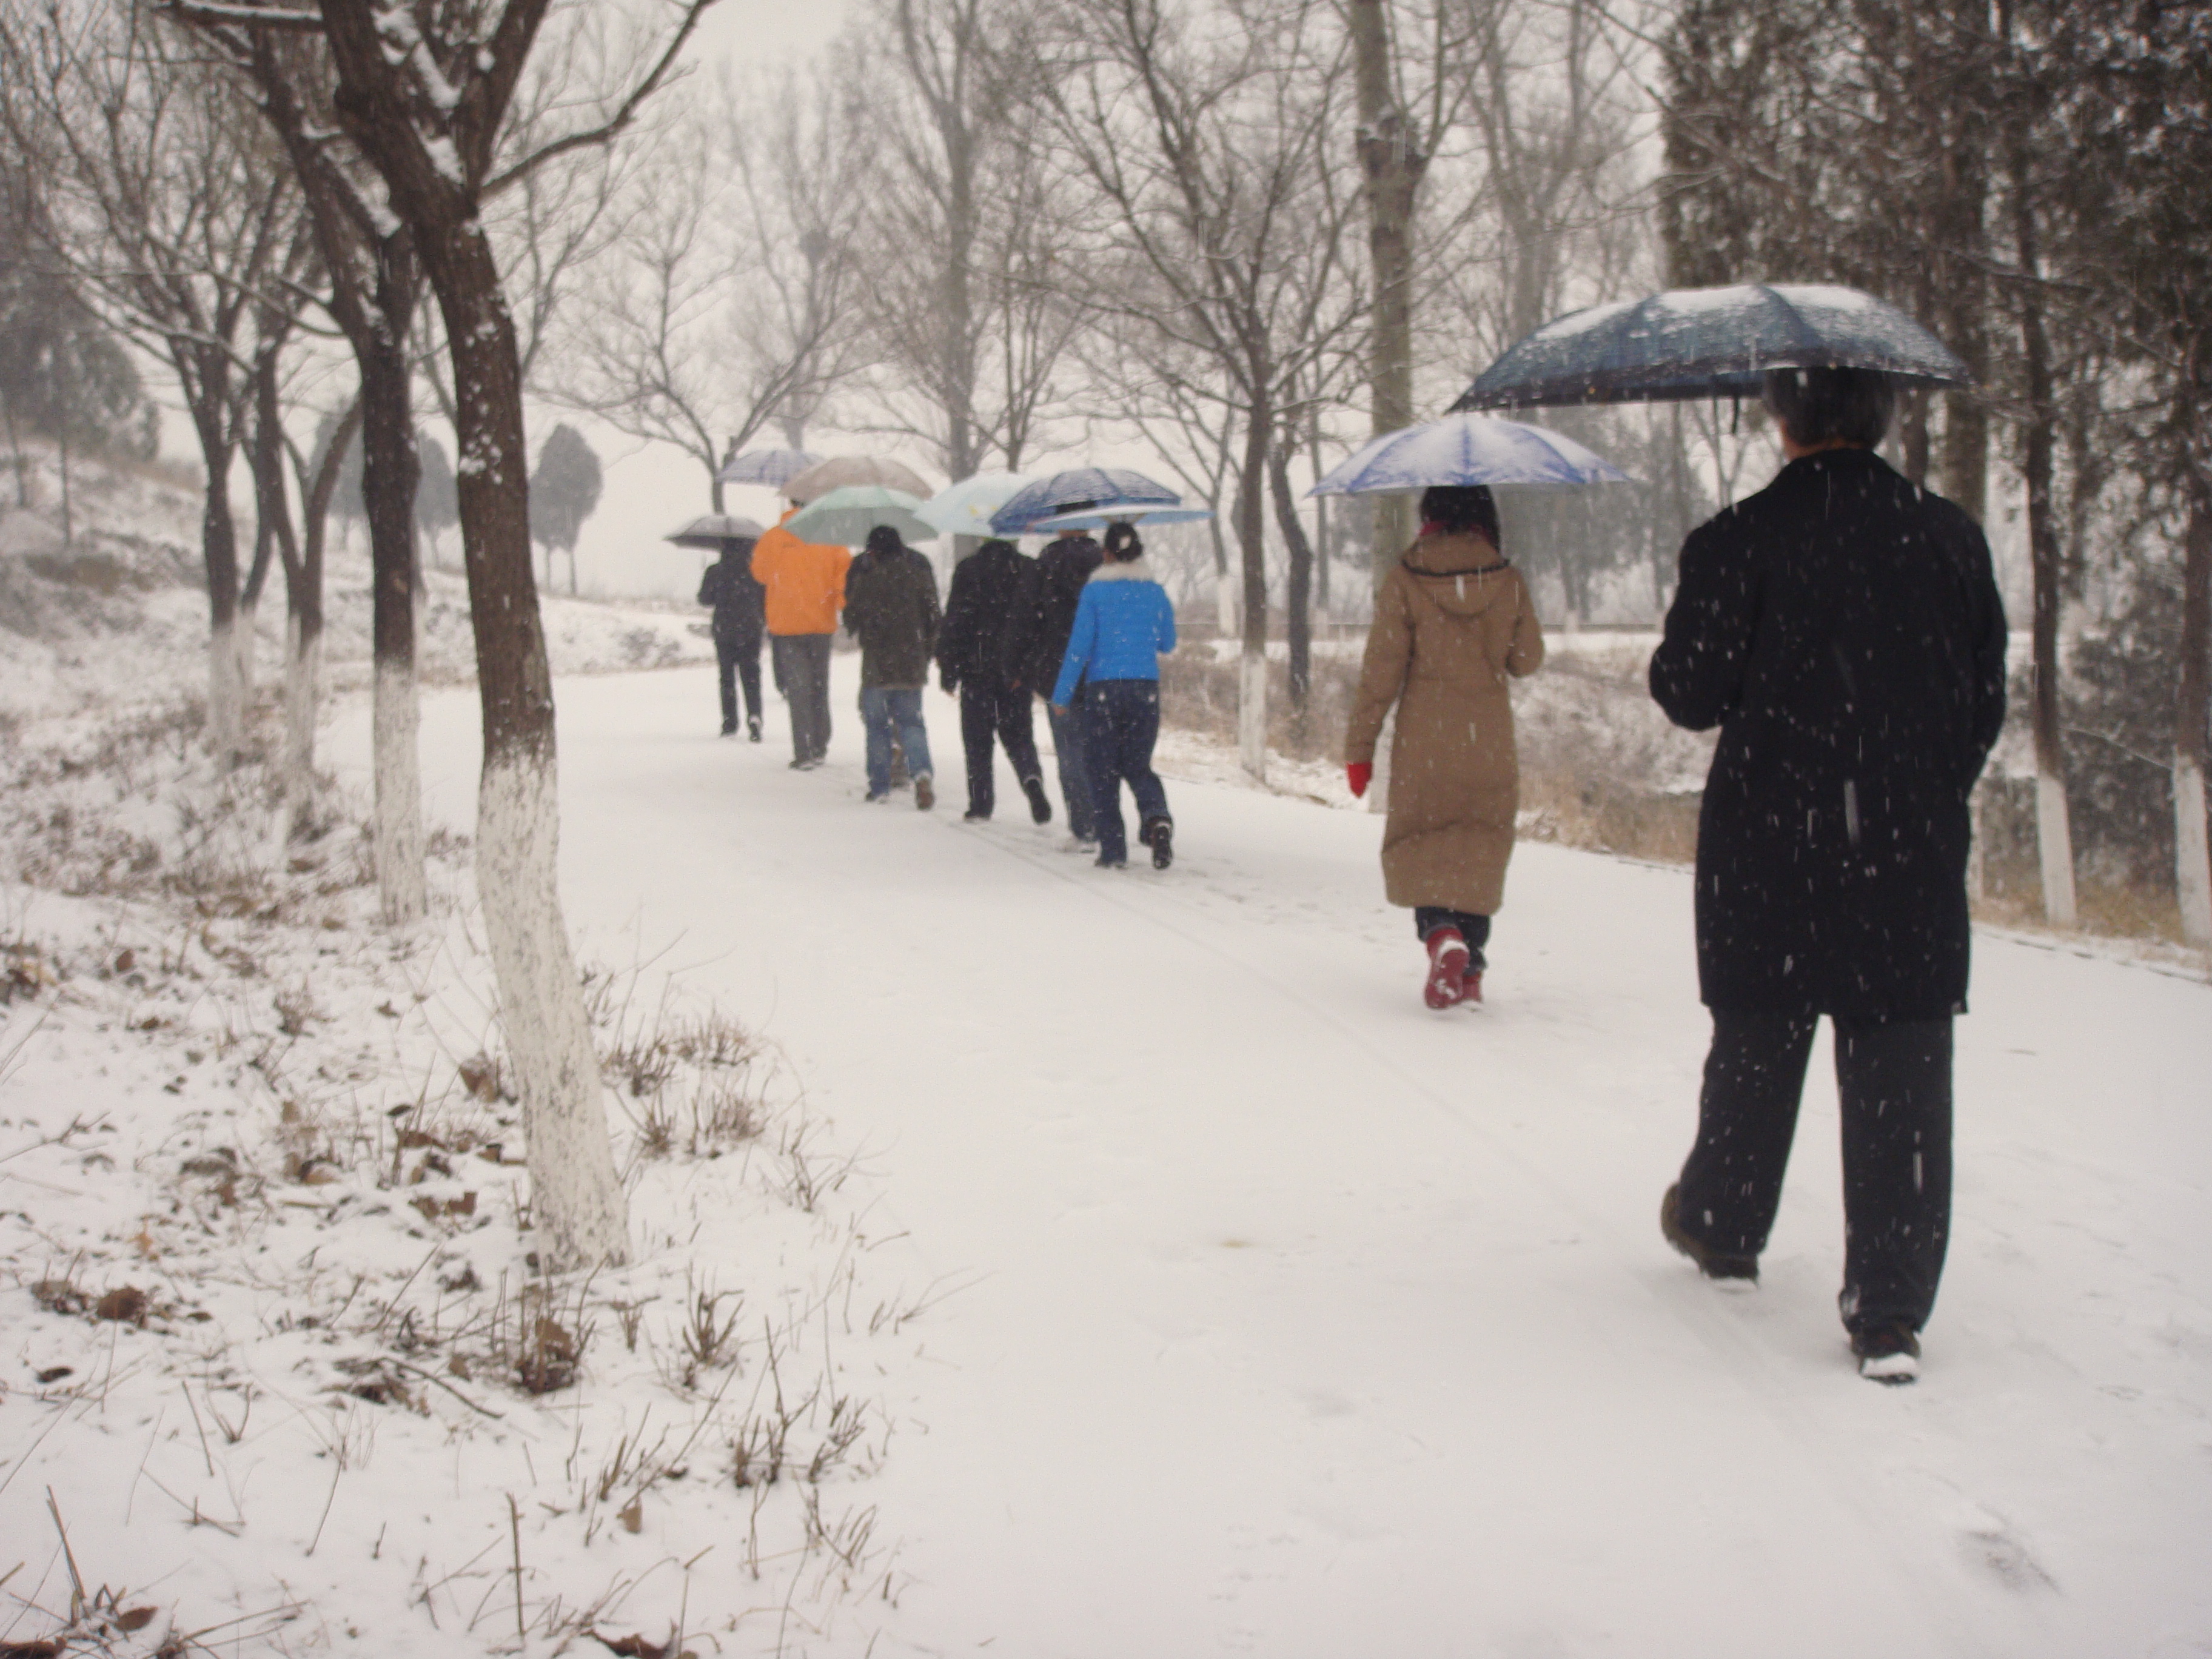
left=1088, top=558, right=1156, bottom=583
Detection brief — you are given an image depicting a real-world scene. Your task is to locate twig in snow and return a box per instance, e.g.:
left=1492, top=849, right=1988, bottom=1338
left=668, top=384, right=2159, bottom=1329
left=508, top=1492, right=526, bottom=1645
left=46, top=1487, right=87, bottom=1623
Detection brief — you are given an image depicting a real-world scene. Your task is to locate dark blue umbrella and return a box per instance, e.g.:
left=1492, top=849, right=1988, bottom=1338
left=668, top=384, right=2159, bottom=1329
left=716, top=447, right=822, bottom=489
left=988, top=467, right=1181, bottom=535
left=1450, top=284, right=1972, bottom=411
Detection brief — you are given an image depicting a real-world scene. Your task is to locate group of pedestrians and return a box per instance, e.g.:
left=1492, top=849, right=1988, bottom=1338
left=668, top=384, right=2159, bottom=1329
left=700, top=503, right=1178, bottom=865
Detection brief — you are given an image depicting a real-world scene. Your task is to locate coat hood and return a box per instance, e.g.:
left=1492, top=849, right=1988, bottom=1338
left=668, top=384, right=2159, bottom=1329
left=1401, top=532, right=1513, bottom=617
left=1087, top=557, right=1158, bottom=584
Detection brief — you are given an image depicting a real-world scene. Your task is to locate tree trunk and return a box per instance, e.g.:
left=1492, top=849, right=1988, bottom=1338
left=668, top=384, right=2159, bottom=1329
left=2177, top=468, right=2212, bottom=947
left=2011, top=141, right=2074, bottom=928
left=191, top=396, right=245, bottom=760
left=1268, top=440, right=1313, bottom=711
left=292, top=398, right=360, bottom=839
left=251, top=345, right=315, bottom=825
left=434, top=226, right=628, bottom=1271
left=1237, top=389, right=1272, bottom=780
left=360, top=326, right=428, bottom=925
left=1349, top=0, right=1425, bottom=595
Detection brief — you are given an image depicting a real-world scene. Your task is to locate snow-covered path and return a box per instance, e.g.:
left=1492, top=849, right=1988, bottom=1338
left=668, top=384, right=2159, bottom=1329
left=332, top=661, right=2212, bottom=1658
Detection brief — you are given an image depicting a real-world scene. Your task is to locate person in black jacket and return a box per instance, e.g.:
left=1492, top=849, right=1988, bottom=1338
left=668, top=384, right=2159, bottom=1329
left=697, top=535, right=766, bottom=739
left=938, top=538, right=1053, bottom=824
left=1000, top=528, right=1102, bottom=843
left=1650, top=366, right=2008, bottom=1385
left=844, top=525, right=943, bottom=808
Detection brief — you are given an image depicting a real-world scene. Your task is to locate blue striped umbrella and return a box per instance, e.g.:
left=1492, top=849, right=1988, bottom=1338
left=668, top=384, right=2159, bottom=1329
left=1309, top=414, right=1635, bottom=495
left=988, top=467, right=1181, bottom=535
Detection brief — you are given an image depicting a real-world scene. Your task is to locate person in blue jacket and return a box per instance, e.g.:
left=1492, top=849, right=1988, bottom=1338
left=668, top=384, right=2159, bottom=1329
left=1051, top=522, right=1178, bottom=870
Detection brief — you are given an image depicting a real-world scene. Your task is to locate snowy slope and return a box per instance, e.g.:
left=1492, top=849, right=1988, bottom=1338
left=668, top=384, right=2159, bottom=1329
left=286, top=659, right=2211, bottom=1658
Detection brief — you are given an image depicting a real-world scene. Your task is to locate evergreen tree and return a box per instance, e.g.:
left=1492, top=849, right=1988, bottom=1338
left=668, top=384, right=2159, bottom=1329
left=528, top=422, right=602, bottom=593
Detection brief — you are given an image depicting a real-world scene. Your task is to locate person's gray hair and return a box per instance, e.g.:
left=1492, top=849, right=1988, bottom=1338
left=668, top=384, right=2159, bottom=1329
left=1762, top=366, right=1897, bottom=449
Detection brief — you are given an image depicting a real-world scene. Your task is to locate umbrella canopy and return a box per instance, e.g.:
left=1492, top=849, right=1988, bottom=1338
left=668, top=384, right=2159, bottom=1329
left=784, top=455, right=933, bottom=504
left=1449, top=283, right=1972, bottom=411
left=917, top=471, right=1042, bottom=535
left=1028, top=503, right=1215, bottom=532
left=716, top=448, right=820, bottom=489
left=782, top=485, right=939, bottom=546
left=988, top=467, right=1181, bottom=535
left=664, top=513, right=766, bottom=549
left=1309, top=414, right=1635, bottom=496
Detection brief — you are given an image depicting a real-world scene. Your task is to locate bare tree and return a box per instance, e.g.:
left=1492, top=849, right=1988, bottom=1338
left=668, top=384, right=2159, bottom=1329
left=1, top=6, right=299, bottom=759
left=176, top=0, right=718, bottom=1270
left=1044, top=0, right=1362, bottom=777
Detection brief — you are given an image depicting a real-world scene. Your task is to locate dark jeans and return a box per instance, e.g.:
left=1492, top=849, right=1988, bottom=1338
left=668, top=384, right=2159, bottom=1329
left=1413, top=907, right=1491, bottom=969
left=771, top=634, right=834, bottom=763
left=1044, top=698, right=1097, bottom=841
left=716, top=634, right=763, bottom=729
left=860, top=686, right=934, bottom=796
left=960, top=682, right=1042, bottom=817
left=1676, top=1010, right=1954, bottom=1335
left=1079, top=679, right=1169, bottom=863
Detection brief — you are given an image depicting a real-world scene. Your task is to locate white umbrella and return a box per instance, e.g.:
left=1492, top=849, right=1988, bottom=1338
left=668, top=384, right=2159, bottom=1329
left=917, top=471, right=1041, bottom=535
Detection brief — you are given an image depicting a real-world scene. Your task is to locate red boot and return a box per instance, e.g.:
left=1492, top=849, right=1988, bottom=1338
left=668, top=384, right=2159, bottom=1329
left=1423, top=928, right=1470, bottom=1009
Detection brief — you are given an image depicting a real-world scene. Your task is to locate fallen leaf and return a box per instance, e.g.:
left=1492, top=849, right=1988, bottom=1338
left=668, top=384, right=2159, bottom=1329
left=618, top=1495, right=643, bottom=1533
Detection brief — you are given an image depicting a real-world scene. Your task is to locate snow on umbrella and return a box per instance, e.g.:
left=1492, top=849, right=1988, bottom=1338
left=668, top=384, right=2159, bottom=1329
left=783, top=455, right=933, bottom=505
left=917, top=471, right=1042, bottom=535
left=782, top=485, right=939, bottom=546
left=716, top=447, right=820, bottom=489
left=664, top=513, right=766, bottom=549
left=988, top=467, right=1181, bottom=536
left=1309, top=414, right=1635, bottom=495
left=1027, top=503, right=1215, bottom=532
left=1449, top=283, right=1973, bottom=411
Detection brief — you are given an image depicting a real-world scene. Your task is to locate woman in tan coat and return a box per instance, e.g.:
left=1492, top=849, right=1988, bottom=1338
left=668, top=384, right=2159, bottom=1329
left=1344, top=486, right=1544, bottom=1008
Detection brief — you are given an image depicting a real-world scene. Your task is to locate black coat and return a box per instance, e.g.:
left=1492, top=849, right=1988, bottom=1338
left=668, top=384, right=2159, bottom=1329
left=843, top=543, right=942, bottom=688
left=1650, top=449, right=2008, bottom=1020
left=698, top=541, right=765, bottom=645
left=1001, top=533, right=1102, bottom=694
left=937, top=540, right=1034, bottom=692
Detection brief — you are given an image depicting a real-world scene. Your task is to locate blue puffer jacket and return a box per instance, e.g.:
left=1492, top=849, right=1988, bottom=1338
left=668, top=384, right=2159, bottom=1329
left=1052, top=559, right=1177, bottom=704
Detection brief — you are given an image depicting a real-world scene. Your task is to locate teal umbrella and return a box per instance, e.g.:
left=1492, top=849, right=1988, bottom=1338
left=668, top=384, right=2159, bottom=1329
left=782, top=485, right=939, bottom=546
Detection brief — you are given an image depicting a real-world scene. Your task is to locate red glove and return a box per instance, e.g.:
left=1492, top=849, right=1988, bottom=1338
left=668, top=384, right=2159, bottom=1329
left=1346, top=762, right=1372, bottom=798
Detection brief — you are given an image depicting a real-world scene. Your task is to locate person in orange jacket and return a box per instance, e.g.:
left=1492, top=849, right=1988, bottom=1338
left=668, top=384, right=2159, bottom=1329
left=749, top=504, right=853, bottom=769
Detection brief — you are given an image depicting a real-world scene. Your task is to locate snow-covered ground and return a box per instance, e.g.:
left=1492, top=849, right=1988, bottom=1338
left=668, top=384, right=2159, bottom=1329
left=249, top=659, right=2211, bottom=1657
left=3, top=452, right=2208, bottom=1652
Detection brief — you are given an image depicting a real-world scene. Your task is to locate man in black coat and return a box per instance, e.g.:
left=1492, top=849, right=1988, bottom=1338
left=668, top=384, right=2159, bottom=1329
left=697, top=536, right=766, bottom=739
left=1649, top=366, right=2008, bottom=1384
left=844, top=525, right=943, bottom=808
left=1000, top=528, right=1102, bottom=843
left=938, top=538, right=1053, bottom=825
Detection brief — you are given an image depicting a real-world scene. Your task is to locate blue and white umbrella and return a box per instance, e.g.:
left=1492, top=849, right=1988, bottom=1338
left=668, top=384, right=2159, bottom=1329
left=1028, top=503, right=1214, bottom=532
left=1309, top=414, right=1635, bottom=496
left=716, top=447, right=821, bottom=489
left=988, top=467, right=1182, bottom=535
left=917, top=471, right=1042, bottom=535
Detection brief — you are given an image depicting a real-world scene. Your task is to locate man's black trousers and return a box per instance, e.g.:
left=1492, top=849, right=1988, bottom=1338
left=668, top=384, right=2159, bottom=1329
left=1675, top=1010, right=1953, bottom=1334
left=716, top=634, right=763, bottom=730
left=958, top=682, right=1042, bottom=817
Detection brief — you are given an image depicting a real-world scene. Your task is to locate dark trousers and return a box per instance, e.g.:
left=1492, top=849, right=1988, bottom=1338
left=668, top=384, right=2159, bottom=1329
left=1044, top=699, right=1097, bottom=841
left=1079, top=679, right=1170, bottom=863
left=959, top=682, right=1042, bottom=817
left=716, top=634, right=763, bottom=730
left=1413, top=907, right=1491, bottom=968
left=1677, top=1010, right=1954, bottom=1334
left=771, top=634, right=834, bottom=763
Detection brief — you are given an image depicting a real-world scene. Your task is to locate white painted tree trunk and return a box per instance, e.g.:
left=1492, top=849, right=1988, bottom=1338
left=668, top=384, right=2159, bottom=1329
left=1239, top=652, right=1268, bottom=782
left=478, top=751, right=629, bottom=1268
left=374, top=659, right=429, bottom=924
left=207, top=620, right=243, bottom=760
left=283, top=618, right=320, bottom=834
left=1966, top=784, right=1986, bottom=905
left=2034, top=768, right=2077, bottom=928
left=235, top=598, right=260, bottom=702
left=2176, top=753, right=2211, bottom=947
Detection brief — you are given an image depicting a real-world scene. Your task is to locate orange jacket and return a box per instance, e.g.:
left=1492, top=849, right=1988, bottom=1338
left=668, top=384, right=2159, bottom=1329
left=749, top=509, right=852, bottom=635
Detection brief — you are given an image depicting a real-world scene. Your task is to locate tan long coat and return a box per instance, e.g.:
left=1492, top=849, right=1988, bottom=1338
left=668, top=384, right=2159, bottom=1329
left=1345, top=533, right=1544, bottom=916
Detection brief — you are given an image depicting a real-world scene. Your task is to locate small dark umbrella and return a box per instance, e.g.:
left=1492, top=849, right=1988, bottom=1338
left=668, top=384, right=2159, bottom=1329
left=1450, top=283, right=1972, bottom=411
left=665, top=514, right=765, bottom=549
